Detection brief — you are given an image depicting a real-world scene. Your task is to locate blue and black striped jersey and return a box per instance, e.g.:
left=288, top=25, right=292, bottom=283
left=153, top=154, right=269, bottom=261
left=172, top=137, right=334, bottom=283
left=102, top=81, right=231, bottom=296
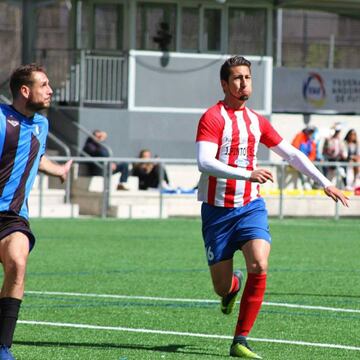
left=0, top=104, right=48, bottom=219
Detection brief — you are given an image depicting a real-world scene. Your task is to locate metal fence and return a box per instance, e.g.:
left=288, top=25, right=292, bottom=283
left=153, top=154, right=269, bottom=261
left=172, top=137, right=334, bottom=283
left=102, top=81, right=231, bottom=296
left=37, top=157, right=360, bottom=220
left=35, top=49, right=127, bottom=106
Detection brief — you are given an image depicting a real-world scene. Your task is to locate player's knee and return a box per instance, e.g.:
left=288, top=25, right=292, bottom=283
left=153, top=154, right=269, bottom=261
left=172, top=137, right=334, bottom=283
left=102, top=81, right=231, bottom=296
left=4, top=257, right=27, bottom=283
left=248, top=259, right=268, bottom=274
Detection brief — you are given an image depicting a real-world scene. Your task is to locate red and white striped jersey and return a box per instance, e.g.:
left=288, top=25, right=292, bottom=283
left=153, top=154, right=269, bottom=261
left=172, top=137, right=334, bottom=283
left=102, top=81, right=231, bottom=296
left=196, top=101, right=282, bottom=208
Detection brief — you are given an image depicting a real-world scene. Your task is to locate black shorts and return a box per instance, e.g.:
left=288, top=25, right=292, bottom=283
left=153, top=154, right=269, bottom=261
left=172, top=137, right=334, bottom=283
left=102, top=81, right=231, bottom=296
left=0, top=211, right=35, bottom=251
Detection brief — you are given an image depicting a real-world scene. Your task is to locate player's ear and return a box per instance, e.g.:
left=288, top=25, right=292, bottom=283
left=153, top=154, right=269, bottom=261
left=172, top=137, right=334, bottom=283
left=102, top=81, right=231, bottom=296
left=220, top=79, right=228, bottom=94
left=20, top=84, right=31, bottom=99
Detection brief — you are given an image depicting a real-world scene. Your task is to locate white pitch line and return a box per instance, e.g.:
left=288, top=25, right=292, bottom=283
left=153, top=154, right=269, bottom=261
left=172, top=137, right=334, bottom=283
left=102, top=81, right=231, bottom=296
left=264, top=301, right=360, bottom=314
left=18, top=320, right=360, bottom=352
left=26, top=290, right=360, bottom=314
left=26, top=291, right=217, bottom=303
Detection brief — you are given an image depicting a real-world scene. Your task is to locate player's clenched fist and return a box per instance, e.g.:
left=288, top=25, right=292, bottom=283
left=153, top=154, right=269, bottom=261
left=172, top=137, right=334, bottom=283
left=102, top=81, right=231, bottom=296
left=249, top=168, right=274, bottom=183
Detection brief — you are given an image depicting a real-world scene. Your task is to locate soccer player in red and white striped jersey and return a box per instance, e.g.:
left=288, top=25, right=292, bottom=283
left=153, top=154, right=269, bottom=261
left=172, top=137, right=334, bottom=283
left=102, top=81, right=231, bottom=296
left=196, top=56, right=349, bottom=359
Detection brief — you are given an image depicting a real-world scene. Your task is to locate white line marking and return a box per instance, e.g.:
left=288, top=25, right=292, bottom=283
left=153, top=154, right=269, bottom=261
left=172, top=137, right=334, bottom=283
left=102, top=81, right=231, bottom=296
left=18, top=320, right=360, bottom=352
left=264, top=301, right=360, bottom=314
left=26, top=291, right=360, bottom=314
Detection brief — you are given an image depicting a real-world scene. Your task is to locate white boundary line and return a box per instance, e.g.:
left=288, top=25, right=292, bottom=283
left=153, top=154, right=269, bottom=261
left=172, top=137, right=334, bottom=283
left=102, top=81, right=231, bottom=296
left=18, top=320, right=360, bottom=352
left=26, top=291, right=360, bottom=314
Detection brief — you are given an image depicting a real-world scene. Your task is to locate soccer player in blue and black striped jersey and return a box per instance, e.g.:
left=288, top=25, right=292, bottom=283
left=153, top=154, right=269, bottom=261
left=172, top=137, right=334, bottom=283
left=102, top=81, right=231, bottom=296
left=0, top=64, right=72, bottom=360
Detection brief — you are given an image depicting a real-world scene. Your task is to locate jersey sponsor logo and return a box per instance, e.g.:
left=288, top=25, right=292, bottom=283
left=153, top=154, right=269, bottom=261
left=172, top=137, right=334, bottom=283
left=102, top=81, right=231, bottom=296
left=224, top=146, right=247, bottom=156
left=7, top=116, right=19, bottom=127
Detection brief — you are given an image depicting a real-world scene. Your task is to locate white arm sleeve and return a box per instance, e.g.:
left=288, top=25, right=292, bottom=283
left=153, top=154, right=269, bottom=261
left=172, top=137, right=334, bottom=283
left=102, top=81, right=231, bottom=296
left=271, top=140, right=332, bottom=188
left=196, top=141, right=251, bottom=180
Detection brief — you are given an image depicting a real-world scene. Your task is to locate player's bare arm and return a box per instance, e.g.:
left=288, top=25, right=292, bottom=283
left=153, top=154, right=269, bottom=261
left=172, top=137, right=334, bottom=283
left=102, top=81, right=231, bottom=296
left=38, top=156, right=73, bottom=183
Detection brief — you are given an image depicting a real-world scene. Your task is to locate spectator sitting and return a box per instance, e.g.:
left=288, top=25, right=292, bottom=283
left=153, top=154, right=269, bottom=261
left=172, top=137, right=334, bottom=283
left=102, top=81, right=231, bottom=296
left=343, top=129, right=360, bottom=189
left=82, top=130, right=129, bottom=190
left=292, top=126, right=317, bottom=161
left=322, top=123, right=347, bottom=187
left=132, top=149, right=170, bottom=190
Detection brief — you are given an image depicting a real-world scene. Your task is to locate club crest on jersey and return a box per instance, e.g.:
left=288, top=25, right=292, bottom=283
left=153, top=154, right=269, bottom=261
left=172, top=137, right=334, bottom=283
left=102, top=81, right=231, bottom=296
left=7, top=116, right=19, bottom=127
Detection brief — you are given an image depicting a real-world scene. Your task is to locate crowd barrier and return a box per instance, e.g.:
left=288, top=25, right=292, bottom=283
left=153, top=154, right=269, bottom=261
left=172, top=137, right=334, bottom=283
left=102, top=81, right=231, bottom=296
left=35, top=156, right=360, bottom=220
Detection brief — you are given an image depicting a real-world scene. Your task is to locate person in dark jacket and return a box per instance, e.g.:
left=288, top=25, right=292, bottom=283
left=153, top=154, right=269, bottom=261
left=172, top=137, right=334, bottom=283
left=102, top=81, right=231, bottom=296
left=83, top=130, right=129, bottom=190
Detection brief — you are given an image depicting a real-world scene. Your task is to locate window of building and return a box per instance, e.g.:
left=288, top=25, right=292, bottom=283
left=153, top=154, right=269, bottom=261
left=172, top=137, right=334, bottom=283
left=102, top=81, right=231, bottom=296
left=336, top=15, right=360, bottom=68
left=203, top=8, right=221, bottom=52
left=94, top=4, right=123, bottom=50
left=35, top=2, right=70, bottom=50
left=136, top=3, right=176, bottom=51
left=181, top=7, right=199, bottom=51
left=34, top=2, right=71, bottom=90
left=280, top=10, right=360, bottom=68
left=228, top=7, right=266, bottom=55
left=281, top=10, right=335, bottom=68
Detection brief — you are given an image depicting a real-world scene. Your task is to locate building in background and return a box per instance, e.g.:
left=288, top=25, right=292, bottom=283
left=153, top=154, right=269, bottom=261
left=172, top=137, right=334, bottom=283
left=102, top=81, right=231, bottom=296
left=0, top=0, right=360, bottom=159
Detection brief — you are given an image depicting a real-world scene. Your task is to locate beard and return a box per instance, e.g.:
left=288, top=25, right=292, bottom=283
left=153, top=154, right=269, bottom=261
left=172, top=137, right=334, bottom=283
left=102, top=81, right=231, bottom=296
left=229, top=89, right=250, bottom=101
left=26, top=95, right=50, bottom=113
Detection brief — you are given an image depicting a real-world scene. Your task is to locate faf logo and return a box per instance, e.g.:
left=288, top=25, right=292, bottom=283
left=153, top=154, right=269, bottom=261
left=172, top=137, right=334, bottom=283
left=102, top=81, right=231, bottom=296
left=303, top=72, right=326, bottom=107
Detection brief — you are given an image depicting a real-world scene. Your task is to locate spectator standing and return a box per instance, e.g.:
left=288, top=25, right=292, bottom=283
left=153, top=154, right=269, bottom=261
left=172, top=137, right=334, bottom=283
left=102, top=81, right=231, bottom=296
left=83, top=130, right=129, bottom=190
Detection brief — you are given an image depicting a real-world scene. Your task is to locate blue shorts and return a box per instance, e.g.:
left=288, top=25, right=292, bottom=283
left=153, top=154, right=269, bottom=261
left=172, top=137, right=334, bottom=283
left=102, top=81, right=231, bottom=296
left=201, top=198, right=271, bottom=266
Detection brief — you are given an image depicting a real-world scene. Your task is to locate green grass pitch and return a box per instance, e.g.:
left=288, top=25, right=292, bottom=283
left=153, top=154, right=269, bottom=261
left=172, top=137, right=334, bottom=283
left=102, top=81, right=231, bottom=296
left=4, top=218, right=360, bottom=359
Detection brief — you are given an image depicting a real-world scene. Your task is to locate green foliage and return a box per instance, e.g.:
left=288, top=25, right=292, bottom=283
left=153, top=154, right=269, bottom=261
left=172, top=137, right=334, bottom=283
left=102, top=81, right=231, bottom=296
left=4, top=218, right=359, bottom=359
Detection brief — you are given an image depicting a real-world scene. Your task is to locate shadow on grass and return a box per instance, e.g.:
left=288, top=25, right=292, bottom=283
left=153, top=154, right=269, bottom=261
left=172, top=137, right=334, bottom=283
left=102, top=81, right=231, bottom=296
left=14, top=340, right=225, bottom=357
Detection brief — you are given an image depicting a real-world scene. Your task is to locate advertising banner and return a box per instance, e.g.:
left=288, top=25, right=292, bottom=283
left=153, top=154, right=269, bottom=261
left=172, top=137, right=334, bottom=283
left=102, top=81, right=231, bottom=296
left=273, top=67, right=360, bottom=113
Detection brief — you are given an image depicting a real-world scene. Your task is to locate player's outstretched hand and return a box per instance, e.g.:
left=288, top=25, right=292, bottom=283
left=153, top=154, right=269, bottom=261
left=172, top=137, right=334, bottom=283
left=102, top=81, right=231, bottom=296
left=324, top=185, right=350, bottom=207
left=60, top=160, right=73, bottom=183
left=249, top=168, right=273, bottom=184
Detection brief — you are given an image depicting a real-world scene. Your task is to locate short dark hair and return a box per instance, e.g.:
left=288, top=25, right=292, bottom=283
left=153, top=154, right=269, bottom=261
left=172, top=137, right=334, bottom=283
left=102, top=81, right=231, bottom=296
left=220, top=56, right=251, bottom=82
left=139, top=149, right=151, bottom=158
left=9, top=63, right=46, bottom=99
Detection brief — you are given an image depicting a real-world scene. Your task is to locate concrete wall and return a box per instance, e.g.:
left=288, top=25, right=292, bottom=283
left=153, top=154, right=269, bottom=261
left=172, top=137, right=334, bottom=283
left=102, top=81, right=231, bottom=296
left=48, top=106, right=360, bottom=161
left=78, top=108, right=199, bottom=159
left=48, top=106, right=271, bottom=160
